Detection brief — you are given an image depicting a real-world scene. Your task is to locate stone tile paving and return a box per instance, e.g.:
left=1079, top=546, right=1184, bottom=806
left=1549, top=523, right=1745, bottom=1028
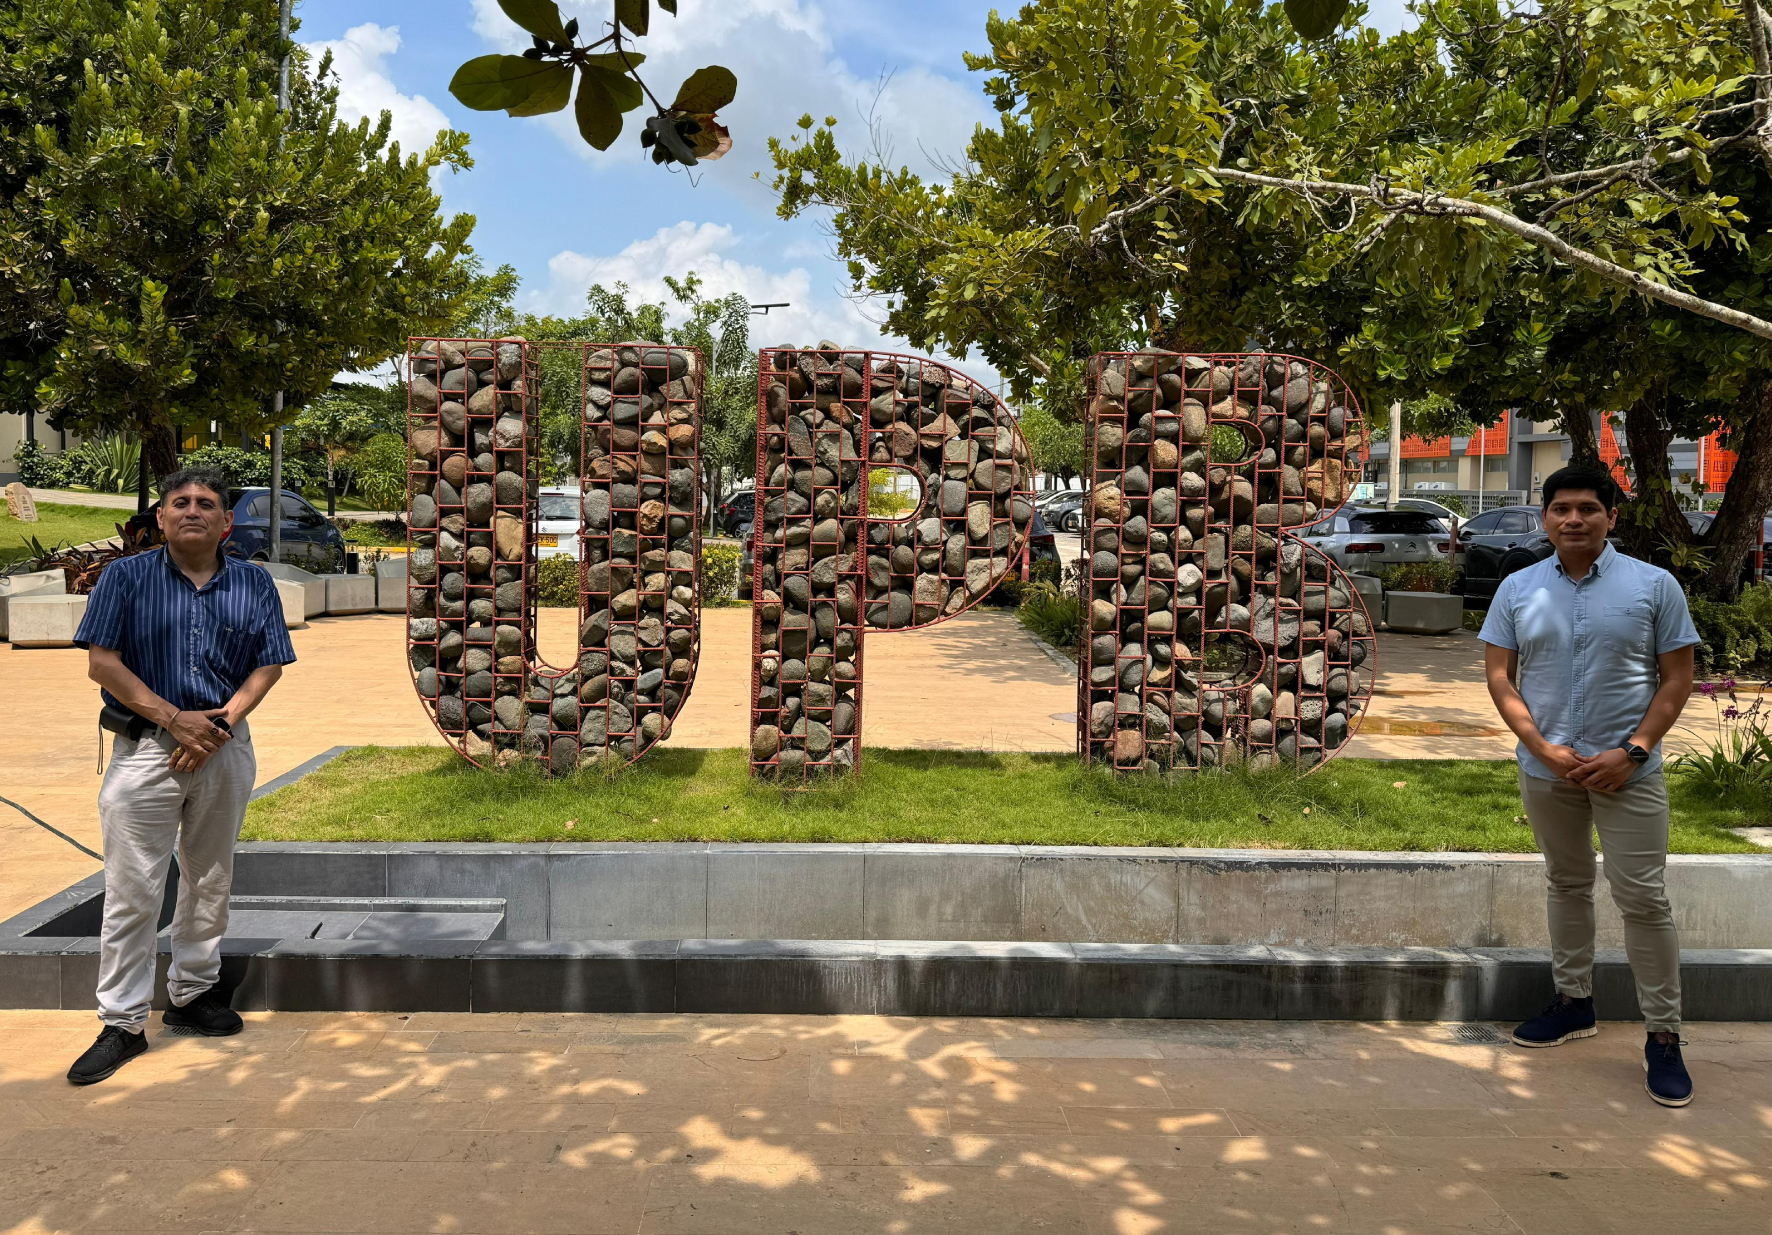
left=0, top=1011, right=1768, bottom=1233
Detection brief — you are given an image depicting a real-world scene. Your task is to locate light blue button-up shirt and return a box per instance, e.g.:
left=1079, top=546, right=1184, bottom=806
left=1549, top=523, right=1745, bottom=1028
left=1479, top=543, right=1699, bottom=782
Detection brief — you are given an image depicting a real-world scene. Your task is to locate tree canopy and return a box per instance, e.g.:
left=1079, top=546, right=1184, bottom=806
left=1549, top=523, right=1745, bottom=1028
left=0, top=0, right=476, bottom=479
left=769, top=0, right=1772, bottom=596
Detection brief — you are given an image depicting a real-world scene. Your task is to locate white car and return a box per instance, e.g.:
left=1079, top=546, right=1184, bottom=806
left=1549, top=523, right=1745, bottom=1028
left=537, top=486, right=581, bottom=559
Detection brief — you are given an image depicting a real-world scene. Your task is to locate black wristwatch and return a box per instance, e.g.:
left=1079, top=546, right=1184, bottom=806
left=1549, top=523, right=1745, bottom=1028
left=1622, top=742, right=1650, bottom=766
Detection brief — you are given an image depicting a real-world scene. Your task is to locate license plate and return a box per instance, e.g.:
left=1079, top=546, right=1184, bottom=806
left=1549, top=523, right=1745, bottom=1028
left=539, top=534, right=559, bottom=548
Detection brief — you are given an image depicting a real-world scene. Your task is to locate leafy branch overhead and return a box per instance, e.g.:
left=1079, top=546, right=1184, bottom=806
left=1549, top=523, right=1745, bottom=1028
left=449, top=0, right=735, bottom=165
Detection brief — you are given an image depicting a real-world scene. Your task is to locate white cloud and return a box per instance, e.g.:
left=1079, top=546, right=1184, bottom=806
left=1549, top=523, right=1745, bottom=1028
left=532, top=221, right=1000, bottom=385
left=468, top=0, right=994, bottom=188
left=306, top=23, right=452, bottom=160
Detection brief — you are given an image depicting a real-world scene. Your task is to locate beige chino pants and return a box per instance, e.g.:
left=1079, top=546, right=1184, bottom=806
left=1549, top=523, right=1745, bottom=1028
left=95, top=721, right=255, bottom=1031
left=1518, top=769, right=1681, bottom=1032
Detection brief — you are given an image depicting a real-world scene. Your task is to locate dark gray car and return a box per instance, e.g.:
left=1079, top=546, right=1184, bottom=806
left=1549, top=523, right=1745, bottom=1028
left=1297, top=506, right=1452, bottom=574
left=1453, top=505, right=1547, bottom=600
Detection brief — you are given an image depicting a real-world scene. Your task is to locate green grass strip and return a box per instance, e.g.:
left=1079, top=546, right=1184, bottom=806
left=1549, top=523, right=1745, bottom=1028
left=244, top=747, right=1767, bottom=853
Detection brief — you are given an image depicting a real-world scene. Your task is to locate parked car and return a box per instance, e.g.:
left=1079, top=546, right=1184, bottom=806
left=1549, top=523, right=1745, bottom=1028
left=1393, top=496, right=1464, bottom=533
left=1684, top=510, right=1772, bottom=586
left=208, top=488, right=346, bottom=568
left=536, top=486, right=581, bottom=560
left=716, top=488, right=755, bottom=536
left=1298, top=506, right=1452, bottom=575
left=1452, top=504, right=1547, bottom=601
left=1045, top=489, right=1088, bottom=532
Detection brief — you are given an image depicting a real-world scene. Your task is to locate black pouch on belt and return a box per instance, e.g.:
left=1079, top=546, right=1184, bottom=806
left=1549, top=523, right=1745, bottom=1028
left=99, top=702, right=153, bottom=741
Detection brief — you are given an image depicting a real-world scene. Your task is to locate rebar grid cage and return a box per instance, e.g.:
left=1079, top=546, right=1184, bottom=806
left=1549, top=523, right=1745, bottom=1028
left=403, top=337, right=706, bottom=775
left=405, top=337, right=543, bottom=768
left=576, top=343, right=705, bottom=765
left=1077, top=351, right=1375, bottom=773
left=750, top=346, right=1035, bottom=785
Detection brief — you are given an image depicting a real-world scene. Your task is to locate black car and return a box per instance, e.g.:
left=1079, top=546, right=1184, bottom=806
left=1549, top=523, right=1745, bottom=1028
left=1044, top=490, right=1088, bottom=533
left=716, top=489, right=756, bottom=536
left=134, top=487, right=345, bottom=569
left=1685, top=511, right=1772, bottom=587
left=1453, top=505, right=1549, bottom=601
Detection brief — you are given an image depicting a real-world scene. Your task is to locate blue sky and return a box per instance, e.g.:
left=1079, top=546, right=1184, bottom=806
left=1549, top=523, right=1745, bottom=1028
left=300, top=0, right=1415, bottom=372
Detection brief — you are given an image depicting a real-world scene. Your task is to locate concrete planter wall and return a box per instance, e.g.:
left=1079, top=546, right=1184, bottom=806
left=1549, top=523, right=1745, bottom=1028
left=223, top=842, right=1772, bottom=950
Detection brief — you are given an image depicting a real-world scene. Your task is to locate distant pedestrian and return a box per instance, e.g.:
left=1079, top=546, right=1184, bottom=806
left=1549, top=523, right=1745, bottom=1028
left=1480, top=462, right=1698, bottom=1106
left=65, top=468, right=296, bottom=1085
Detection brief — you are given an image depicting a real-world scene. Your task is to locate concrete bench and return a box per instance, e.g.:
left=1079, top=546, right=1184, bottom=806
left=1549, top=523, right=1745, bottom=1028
left=270, top=578, right=306, bottom=629
left=1346, top=572, right=1382, bottom=623
left=1384, top=590, right=1463, bottom=635
left=375, top=557, right=408, bottom=613
left=260, top=562, right=325, bottom=619
left=0, top=568, right=68, bottom=641
left=324, top=574, right=376, bottom=615
left=8, top=592, right=88, bottom=647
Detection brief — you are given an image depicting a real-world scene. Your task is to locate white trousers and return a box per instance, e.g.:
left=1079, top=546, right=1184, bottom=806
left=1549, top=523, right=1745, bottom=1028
left=95, top=721, right=255, bottom=1030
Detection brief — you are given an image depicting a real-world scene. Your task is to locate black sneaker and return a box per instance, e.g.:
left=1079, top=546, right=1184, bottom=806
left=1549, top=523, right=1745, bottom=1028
left=1645, top=1034, right=1694, bottom=1107
left=67, top=1025, right=148, bottom=1085
left=162, top=986, right=243, bottom=1036
left=1512, top=994, right=1598, bottom=1047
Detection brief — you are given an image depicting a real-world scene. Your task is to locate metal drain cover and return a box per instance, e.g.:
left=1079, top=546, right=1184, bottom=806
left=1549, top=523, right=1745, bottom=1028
left=1451, top=1024, right=1509, bottom=1044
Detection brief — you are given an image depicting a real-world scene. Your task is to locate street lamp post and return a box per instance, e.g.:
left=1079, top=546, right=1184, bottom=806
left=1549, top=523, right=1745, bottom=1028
left=268, top=0, right=291, bottom=564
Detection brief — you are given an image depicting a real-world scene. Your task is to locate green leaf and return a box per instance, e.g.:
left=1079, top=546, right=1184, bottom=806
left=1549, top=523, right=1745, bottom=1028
left=450, top=54, right=559, bottom=110
left=671, top=65, right=737, bottom=114
left=1283, top=0, right=1349, bottom=40
left=579, top=51, right=646, bottom=72
left=498, top=0, right=568, bottom=42
left=505, top=63, right=572, bottom=116
left=585, top=63, right=643, bottom=113
left=615, top=0, right=649, bottom=36
left=575, top=68, right=622, bottom=150
left=657, top=0, right=677, bottom=11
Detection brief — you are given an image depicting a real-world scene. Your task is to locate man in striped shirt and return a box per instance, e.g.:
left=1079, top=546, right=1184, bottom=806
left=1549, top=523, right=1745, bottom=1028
left=66, top=467, right=296, bottom=1084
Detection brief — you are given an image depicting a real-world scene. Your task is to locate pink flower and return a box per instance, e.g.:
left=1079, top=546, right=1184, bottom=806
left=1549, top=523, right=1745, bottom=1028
left=1724, top=706, right=1741, bottom=721
left=1700, top=682, right=1718, bottom=696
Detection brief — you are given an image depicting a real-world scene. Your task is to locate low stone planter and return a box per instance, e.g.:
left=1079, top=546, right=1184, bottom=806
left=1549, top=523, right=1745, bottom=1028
left=0, top=568, right=67, bottom=641
left=1384, top=589, right=1462, bottom=634
left=7, top=591, right=88, bottom=647
left=269, top=579, right=307, bottom=630
left=374, top=557, right=408, bottom=613
left=324, top=574, right=375, bottom=615
left=260, top=562, right=325, bottom=618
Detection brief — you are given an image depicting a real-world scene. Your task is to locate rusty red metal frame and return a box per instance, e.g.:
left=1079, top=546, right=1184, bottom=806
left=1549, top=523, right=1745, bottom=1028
left=1076, top=351, right=1375, bottom=773
left=405, top=336, right=540, bottom=769
left=404, top=337, right=703, bottom=775
left=748, top=347, right=1036, bottom=785
left=576, top=342, right=705, bottom=765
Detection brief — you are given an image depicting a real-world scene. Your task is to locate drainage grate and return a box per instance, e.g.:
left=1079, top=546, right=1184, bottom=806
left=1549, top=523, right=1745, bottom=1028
left=1451, top=1024, right=1509, bottom=1045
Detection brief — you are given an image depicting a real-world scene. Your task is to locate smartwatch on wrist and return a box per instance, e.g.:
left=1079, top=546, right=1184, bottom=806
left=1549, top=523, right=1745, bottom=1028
left=1622, top=742, right=1650, bottom=766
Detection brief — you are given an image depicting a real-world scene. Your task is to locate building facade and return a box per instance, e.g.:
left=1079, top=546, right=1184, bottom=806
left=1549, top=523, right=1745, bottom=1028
left=1365, top=409, right=1736, bottom=508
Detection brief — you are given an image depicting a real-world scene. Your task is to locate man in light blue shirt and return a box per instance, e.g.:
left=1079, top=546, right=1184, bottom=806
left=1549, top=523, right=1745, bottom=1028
left=1480, top=463, right=1698, bottom=1107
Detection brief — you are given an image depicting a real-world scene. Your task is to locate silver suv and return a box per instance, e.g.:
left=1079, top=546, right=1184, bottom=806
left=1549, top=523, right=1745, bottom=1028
left=1298, top=506, right=1452, bottom=574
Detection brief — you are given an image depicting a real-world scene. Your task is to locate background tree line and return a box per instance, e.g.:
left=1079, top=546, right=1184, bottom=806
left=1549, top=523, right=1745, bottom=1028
left=770, top=0, right=1772, bottom=600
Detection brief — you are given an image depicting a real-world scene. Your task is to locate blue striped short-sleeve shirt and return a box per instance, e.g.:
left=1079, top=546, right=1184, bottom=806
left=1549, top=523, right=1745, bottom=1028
left=75, top=549, right=297, bottom=713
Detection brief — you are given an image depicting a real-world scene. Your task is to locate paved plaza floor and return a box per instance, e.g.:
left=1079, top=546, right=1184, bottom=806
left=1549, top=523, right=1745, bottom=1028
left=0, top=1010, right=1767, bottom=1233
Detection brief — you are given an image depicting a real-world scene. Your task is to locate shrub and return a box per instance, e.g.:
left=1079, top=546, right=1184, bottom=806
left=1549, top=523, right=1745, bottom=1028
left=342, top=518, right=406, bottom=547
left=1017, top=581, right=1083, bottom=652
left=178, top=444, right=314, bottom=493
left=702, top=542, right=742, bottom=604
left=1671, top=681, right=1772, bottom=802
left=350, top=433, right=409, bottom=512
left=12, top=440, right=69, bottom=488
left=1690, top=596, right=1772, bottom=675
left=1380, top=560, right=1456, bottom=593
left=535, top=554, right=580, bottom=607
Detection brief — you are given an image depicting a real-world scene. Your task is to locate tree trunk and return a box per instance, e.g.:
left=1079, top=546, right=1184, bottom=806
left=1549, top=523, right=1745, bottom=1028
left=1561, top=400, right=1599, bottom=467
left=1695, top=376, right=1772, bottom=601
left=1618, top=393, right=1696, bottom=567
left=140, top=418, right=179, bottom=492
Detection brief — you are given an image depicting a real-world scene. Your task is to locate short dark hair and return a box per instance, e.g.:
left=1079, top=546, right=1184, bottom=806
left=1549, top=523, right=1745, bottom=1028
left=157, top=467, right=230, bottom=505
left=1540, top=462, right=1620, bottom=512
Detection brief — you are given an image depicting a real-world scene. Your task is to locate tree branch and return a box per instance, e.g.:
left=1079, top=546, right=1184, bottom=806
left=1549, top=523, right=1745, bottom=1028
left=1746, top=0, right=1772, bottom=175
left=1205, top=165, right=1772, bottom=341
